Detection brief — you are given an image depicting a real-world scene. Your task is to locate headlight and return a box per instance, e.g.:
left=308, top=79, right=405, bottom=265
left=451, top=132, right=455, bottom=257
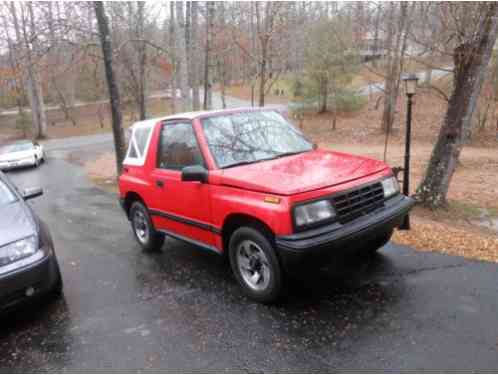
left=294, top=200, right=336, bottom=228
left=382, top=176, right=400, bottom=198
left=0, top=236, right=37, bottom=267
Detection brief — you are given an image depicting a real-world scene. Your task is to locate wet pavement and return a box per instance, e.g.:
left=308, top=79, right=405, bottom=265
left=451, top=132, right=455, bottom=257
left=1, top=150, right=498, bottom=371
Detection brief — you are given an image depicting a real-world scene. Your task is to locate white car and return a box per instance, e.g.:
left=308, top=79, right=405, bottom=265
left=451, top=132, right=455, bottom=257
left=0, top=140, right=44, bottom=170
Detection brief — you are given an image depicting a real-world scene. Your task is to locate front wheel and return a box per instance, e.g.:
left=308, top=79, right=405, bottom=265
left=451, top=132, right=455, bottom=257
left=130, top=201, right=164, bottom=252
left=229, top=226, right=283, bottom=303
left=366, top=229, right=393, bottom=255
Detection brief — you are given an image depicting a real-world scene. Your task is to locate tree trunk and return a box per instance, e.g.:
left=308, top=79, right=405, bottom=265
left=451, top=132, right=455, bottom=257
left=168, top=2, right=177, bottom=113
left=381, top=3, right=410, bottom=133
left=190, top=2, right=200, bottom=110
left=416, top=4, right=498, bottom=208
left=330, top=81, right=337, bottom=130
left=319, top=77, right=328, bottom=113
left=203, top=2, right=215, bottom=110
left=176, top=1, right=191, bottom=111
left=137, top=1, right=147, bottom=120
left=94, top=1, right=126, bottom=175
left=258, top=43, right=267, bottom=107
left=255, top=3, right=267, bottom=108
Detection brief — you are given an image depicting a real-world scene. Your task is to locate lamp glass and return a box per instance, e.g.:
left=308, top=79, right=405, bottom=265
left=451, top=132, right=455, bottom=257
left=404, top=76, right=418, bottom=95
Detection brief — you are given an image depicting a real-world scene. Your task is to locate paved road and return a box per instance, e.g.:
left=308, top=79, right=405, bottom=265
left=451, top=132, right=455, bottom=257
left=357, top=66, right=453, bottom=96
left=1, top=151, right=498, bottom=371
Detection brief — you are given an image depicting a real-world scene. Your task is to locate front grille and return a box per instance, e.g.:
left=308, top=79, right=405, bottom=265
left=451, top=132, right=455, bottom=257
left=331, top=182, right=385, bottom=224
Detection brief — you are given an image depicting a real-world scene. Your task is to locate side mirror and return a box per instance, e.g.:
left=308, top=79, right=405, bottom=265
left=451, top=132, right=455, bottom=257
left=181, top=165, right=208, bottom=183
left=22, top=187, right=43, bottom=200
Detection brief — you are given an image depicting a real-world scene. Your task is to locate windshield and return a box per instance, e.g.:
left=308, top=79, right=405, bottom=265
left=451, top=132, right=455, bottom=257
left=202, top=111, right=313, bottom=168
left=0, top=142, right=33, bottom=155
left=0, top=179, right=17, bottom=206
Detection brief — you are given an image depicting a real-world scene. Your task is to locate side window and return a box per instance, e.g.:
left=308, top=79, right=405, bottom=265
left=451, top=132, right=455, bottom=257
left=134, top=127, right=150, bottom=156
left=157, top=122, right=204, bottom=170
left=125, top=125, right=153, bottom=164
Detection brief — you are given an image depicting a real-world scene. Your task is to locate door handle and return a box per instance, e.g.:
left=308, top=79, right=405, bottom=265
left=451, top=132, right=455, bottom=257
left=156, top=180, right=164, bottom=188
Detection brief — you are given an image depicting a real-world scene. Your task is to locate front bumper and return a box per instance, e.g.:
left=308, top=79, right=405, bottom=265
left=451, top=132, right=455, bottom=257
left=0, top=157, right=36, bottom=170
left=275, top=195, right=415, bottom=272
left=0, top=248, right=60, bottom=313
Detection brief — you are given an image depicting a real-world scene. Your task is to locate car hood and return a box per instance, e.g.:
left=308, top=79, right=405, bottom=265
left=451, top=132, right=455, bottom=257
left=0, top=150, right=34, bottom=162
left=0, top=200, right=37, bottom=246
left=219, top=149, right=389, bottom=195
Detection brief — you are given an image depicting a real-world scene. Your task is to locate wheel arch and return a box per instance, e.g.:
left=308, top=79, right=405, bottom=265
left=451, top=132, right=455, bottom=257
left=123, top=191, right=145, bottom=218
left=221, top=213, right=275, bottom=253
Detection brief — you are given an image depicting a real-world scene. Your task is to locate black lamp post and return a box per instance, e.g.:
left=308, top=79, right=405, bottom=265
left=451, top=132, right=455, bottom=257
left=399, top=73, right=418, bottom=230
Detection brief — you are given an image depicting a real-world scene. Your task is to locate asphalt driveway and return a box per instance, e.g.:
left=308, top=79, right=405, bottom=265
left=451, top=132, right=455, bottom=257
left=1, top=149, right=498, bottom=372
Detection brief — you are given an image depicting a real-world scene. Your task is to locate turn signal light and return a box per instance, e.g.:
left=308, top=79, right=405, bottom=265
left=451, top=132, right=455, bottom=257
left=264, top=196, right=280, bottom=204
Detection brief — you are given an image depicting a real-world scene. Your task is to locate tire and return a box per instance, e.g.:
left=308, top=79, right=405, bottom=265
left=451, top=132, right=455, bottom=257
left=228, top=226, right=283, bottom=303
left=49, top=259, right=63, bottom=299
left=129, top=201, right=164, bottom=252
left=34, top=156, right=40, bottom=167
left=366, top=229, right=393, bottom=255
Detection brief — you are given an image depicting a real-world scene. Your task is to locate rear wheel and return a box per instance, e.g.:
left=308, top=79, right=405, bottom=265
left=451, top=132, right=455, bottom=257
left=130, top=201, right=164, bottom=252
left=229, top=226, right=283, bottom=303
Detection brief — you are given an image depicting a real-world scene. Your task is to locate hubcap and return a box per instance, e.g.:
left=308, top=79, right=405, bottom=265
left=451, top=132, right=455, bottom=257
left=236, top=240, right=271, bottom=291
left=133, top=209, right=149, bottom=244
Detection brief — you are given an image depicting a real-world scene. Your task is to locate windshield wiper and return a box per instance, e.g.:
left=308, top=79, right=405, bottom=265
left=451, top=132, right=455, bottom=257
left=223, top=151, right=307, bottom=169
left=223, top=160, right=259, bottom=169
left=272, top=150, right=306, bottom=159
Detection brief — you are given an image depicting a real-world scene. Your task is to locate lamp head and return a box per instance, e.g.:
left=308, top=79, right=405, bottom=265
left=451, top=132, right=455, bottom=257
left=403, top=73, right=419, bottom=96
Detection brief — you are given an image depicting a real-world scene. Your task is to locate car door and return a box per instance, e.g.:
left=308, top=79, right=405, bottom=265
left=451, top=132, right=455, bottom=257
left=149, top=121, right=216, bottom=249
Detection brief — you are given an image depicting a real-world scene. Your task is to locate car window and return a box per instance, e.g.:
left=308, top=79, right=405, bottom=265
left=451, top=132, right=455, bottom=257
left=0, top=179, right=17, bottom=206
left=0, top=142, right=33, bottom=154
left=134, top=127, right=150, bottom=156
left=124, top=124, right=153, bottom=165
left=157, top=122, right=204, bottom=170
left=202, top=111, right=312, bottom=168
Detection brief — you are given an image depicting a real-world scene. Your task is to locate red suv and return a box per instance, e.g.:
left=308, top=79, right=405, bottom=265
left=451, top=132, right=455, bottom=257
left=119, top=108, right=414, bottom=302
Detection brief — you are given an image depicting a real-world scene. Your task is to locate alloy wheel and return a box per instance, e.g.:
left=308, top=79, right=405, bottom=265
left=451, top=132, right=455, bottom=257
left=236, top=239, right=271, bottom=291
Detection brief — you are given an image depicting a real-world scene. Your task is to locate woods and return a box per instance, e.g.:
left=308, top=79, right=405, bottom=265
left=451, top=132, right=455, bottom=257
left=1, top=2, right=498, bottom=208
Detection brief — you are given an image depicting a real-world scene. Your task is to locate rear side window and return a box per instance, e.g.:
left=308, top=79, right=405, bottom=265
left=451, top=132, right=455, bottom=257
left=134, top=127, right=150, bottom=155
left=157, top=122, right=204, bottom=170
left=124, top=124, right=153, bottom=165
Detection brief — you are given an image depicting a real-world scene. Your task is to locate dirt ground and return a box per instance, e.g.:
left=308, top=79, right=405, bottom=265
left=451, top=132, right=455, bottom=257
left=85, top=89, right=498, bottom=262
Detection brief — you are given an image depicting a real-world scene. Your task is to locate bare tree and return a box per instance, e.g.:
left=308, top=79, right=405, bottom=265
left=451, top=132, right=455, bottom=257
left=203, top=1, right=215, bottom=110
left=168, top=1, right=177, bottom=113
left=175, top=1, right=191, bottom=111
left=190, top=1, right=200, bottom=110
left=94, top=1, right=126, bottom=175
left=136, top=1, right=147, bottom=120
left=417, top=3, right=498, bottom=208
left=8, top=2, right=48, bottom=139
left=381, top=2, right=412, bottom=133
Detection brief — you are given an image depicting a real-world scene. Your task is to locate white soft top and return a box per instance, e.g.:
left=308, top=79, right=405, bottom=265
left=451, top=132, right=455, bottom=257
left=130, top=106, right=277, bottom=128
